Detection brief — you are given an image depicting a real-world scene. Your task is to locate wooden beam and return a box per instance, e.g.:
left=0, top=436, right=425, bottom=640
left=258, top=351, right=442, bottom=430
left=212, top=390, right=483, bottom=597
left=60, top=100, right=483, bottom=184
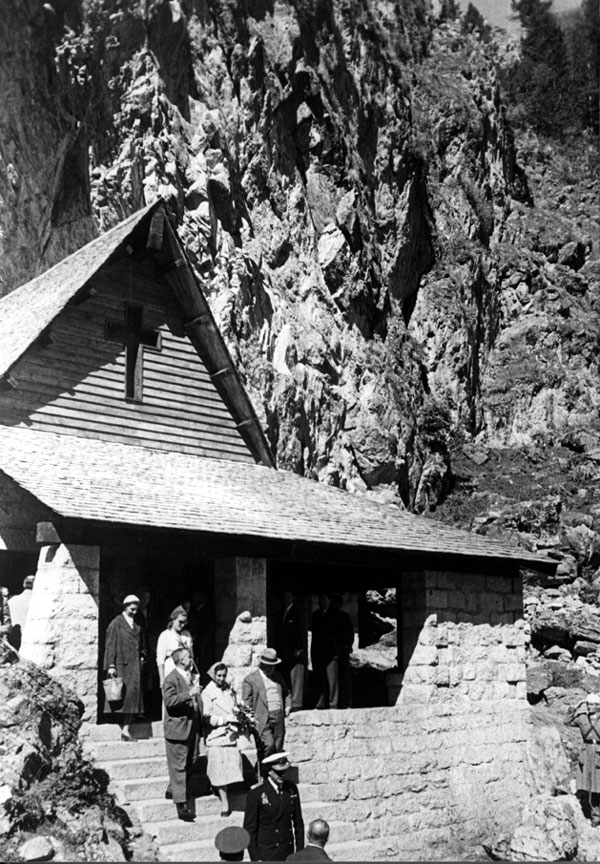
left=152, top=215, right=276, bottom=468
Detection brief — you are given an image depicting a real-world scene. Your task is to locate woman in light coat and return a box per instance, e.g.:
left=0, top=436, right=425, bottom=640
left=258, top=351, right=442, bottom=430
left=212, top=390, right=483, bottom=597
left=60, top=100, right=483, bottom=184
left=202, top=662, right=243, bottom=816
left=156, top=605, right=194, bottom=685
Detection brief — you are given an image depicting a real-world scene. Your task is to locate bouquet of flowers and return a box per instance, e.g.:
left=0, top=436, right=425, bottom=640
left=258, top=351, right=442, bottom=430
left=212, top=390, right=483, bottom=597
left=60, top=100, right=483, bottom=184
left=230, top=703, right=257, bottom=737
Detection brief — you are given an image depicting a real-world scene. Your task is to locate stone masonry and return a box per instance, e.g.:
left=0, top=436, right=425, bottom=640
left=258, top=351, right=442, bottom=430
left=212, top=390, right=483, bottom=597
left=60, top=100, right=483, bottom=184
left=285, top=614, right=538, bottom=860
left=20, top=543, right=100, bottom=722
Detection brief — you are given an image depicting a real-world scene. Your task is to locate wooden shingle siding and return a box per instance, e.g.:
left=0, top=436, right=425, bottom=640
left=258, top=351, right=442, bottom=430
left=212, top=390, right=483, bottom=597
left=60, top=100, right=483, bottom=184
left=0, top=258, right=255, bottom=463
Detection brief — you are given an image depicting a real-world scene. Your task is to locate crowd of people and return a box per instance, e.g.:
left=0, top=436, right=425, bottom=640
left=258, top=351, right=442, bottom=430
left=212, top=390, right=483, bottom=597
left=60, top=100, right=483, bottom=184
left=102, top=591, right=354, bottom=859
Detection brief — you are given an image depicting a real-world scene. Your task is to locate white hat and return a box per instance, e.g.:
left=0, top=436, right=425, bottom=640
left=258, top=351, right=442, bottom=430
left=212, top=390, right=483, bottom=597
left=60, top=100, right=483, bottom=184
left=122, top=594, right=140, bottom=606
left=262, top=751, right=291, bottom=767
left=587, top=693, right=600, bottom=704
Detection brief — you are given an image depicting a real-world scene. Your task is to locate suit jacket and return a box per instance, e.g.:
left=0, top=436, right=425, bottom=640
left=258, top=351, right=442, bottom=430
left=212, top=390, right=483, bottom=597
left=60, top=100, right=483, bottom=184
left=282, top=602, right=308, bottom=666
left=287, top=844, right=331, bottom=861
left=310, top=607, right=351, bottom=666
left=243, top=668, right=291, bottom=735
left=244, top=778, right=304, bottom=861
left=162, top=668, right=198, bottom=741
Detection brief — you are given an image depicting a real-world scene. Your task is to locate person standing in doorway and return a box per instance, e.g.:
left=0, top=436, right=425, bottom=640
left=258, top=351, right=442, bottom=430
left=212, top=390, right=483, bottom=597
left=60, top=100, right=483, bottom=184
left=243, top=752, right=304, bottom=861
left=310, top=594, right=344, bottom=709
left=0, top=585, right=12, bottom=638
left=156, top=605, right=194, bottom=686
left=104, top=594, right=145, bottom=741
left=282, top=593, right=307, bottom=712
left=7, top=575, right=34, bottom=651
left=242, top=648, right=291, bottom=761
left=163, top=646, right=201, bottom=822
left=331, top=594, right=354, bottom=709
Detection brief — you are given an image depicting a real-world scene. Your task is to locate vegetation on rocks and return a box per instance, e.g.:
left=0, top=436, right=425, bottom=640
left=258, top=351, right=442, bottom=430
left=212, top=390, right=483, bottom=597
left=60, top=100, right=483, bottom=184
left=0, top=639, right=157, bottom=861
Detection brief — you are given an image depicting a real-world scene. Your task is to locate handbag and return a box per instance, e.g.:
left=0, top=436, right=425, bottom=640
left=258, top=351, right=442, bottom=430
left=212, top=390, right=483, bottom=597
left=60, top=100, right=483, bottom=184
left=103, top=676, right=124, bottom=703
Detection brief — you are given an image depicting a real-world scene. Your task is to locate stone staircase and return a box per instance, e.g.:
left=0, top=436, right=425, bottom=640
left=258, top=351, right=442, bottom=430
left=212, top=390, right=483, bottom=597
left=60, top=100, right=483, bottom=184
left=82, top=721, right=381, bottom=861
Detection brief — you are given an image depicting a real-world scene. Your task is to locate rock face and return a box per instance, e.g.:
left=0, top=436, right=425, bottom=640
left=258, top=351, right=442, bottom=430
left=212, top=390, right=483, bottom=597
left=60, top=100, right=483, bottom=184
left=0, top=638, right=152, bottom=861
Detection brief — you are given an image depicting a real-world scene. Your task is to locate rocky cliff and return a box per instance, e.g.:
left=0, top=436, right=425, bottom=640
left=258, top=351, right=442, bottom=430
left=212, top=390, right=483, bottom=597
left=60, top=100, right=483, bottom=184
left=2, top=1, right=597, bottom=541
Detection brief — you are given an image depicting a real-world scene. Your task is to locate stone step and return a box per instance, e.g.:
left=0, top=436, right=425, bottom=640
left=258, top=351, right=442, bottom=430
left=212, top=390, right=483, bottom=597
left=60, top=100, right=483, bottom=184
left=96, top=756, right=168, bottom=782
left=150, top=811, right=246, bottom=846
left=160, top=840, right=218, bottom=862
left=82, top=720, right=165, bottom=742
left=115, top=775, right=171, bottom=803
left=85, top=737, right=166, bottom=762
left=159, top=836, right=388, bottom=862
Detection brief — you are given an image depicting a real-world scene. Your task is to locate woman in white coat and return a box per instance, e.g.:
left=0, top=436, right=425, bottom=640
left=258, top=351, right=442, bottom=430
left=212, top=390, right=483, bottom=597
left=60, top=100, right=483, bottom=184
left=156, top=605, right=194, bottom=686
left=202, top=662, right=243, bottom=816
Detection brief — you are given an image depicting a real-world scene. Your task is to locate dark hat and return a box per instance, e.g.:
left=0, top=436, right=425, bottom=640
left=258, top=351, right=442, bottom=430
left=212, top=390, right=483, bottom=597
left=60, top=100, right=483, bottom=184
left=169, top=605, right=188, bottom=621
left=214, top=826, right=250, bottom=855
left=258, top=647, right=281, bottom=665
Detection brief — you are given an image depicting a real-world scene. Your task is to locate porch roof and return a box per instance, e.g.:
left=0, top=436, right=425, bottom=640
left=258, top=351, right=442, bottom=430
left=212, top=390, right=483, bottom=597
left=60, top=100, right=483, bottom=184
left=0, top=427, right=555, bottom=571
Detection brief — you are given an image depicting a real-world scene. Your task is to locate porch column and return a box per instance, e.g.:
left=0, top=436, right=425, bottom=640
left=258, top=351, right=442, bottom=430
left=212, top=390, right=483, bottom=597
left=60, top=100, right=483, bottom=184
left=20, top=543, right=100, bottom=722
left=214, top=557, right=267, bottom=695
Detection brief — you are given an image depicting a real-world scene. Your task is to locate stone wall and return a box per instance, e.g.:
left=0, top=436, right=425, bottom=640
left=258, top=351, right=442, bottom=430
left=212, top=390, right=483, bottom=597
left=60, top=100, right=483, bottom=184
left=285, top=613, right=540, bottom=860
left=20, top=543, right=100, bottom=722
left=216, top=557, right=268, bottom=694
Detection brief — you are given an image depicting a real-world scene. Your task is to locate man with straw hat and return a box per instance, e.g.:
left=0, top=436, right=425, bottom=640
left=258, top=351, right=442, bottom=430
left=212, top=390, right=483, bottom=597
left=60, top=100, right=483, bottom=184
left=243, top=648, right=291, bottom=762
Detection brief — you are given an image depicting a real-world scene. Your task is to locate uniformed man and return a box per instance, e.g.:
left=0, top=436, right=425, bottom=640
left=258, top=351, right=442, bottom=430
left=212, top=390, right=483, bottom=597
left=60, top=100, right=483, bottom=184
left=243, top=751, right=304, bottom=861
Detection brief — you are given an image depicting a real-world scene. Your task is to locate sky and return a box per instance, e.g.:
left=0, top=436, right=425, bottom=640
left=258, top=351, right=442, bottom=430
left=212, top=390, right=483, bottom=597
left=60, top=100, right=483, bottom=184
left=456, top=0, right=582, bottom=33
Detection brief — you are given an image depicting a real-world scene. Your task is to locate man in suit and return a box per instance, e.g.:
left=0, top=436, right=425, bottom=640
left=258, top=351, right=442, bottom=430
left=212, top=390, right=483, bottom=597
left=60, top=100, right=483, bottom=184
left=286, top=819, right=331, bottom=861
left=311, top=594, right=354, bottom=709
left=281, top=594, right=308, bottom=712
left=242, top=648, right=291, bottom=761
left=243, top=752, right=304, bottom=861
left=162, top=646, right=201, bottom=822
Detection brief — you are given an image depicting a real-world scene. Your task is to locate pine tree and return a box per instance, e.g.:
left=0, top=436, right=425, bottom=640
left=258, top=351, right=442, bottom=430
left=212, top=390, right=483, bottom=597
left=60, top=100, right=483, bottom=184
left=507, top=0, right=571, bottom=136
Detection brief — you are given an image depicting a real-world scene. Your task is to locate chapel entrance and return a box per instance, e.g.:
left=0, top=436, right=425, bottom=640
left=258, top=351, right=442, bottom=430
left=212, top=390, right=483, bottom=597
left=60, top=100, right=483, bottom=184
left=97, top=528, right=216, bottom=723
left=267, top=559, right=400, bottom=709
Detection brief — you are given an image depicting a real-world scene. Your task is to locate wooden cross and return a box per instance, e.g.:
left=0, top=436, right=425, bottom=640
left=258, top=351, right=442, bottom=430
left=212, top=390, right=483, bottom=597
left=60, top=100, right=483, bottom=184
left=105, top=304, right=162, bottom=402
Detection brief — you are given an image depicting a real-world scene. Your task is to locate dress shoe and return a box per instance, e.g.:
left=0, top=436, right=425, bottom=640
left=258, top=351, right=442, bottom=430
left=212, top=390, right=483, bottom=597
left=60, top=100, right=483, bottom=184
left=176, top=803, right=195, bottom=822
left=220, top=809, right=231, bottom=817
left=165, top=787, right=173, bottom=800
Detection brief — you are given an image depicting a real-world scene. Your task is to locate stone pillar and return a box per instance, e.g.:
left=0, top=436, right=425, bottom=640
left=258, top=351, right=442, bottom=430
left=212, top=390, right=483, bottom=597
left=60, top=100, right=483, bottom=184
left=214, top=557, right=267, bottom=695
left=20, top=543, right=100, bottom=722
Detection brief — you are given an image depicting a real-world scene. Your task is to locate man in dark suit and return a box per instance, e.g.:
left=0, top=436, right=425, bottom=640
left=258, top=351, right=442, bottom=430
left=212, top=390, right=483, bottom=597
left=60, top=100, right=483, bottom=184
left=243, top=752, right=304, bottom=861
left=162, top=646, right=201, bottom=822
left=282, top=594, right=308, bottom=712
left=286, top=819, right=331, bottom=861
left=311, top=594, right=354, bottom=709
left=242, top=648, right=291, bottom=761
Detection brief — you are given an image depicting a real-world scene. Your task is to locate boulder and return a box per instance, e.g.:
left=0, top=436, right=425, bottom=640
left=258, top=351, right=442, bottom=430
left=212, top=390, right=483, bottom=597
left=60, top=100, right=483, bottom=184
left=18, top=836, right=55, bottom=861
left=484, top=794, right=578, bottom=861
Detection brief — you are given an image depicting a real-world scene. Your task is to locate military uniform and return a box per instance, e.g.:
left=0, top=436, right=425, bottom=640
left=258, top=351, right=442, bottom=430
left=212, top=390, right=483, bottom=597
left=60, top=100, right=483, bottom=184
left=243, top=777, right=304, bottom=861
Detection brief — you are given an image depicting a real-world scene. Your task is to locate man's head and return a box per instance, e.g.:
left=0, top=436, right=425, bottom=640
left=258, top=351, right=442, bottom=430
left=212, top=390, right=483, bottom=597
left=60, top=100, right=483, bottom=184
left=23, top=575, right=35, bottom=590
left=172, top=647, right=192, bottom=670
left=307, top=818, right=330, bottom=848
left=318, top=594, right=332, bottom=612
left=258, top=647, right=281, bottom=677
left=262, top=751, right=291, bottom=785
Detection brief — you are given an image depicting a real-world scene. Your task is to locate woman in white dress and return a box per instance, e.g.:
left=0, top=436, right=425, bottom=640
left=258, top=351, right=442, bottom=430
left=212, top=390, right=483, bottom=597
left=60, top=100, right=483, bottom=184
left=156, top=605, right=194, bottom=685
left=202, top=662, right=243, bottom=816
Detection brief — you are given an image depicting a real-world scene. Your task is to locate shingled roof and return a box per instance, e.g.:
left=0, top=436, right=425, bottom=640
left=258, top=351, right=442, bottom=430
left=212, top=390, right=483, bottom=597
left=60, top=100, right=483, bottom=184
left=0, top=427, right=555, bottom=571
left=0, top=203, right=160, bottom=380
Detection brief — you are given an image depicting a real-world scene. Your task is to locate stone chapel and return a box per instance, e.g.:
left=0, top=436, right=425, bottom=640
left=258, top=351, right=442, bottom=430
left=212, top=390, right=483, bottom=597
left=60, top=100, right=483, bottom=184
left=0, top=201, right=558, bottom=858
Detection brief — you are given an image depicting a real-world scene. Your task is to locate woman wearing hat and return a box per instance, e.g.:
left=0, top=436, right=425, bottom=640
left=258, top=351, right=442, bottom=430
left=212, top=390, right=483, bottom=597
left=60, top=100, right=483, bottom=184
left=156, top=605, right=195, bottom=686
left=202, top=662, right=243, bottom=816
left=567, top=692, right=600, bottom=825
left=104, top=594, right=146, bottom=741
